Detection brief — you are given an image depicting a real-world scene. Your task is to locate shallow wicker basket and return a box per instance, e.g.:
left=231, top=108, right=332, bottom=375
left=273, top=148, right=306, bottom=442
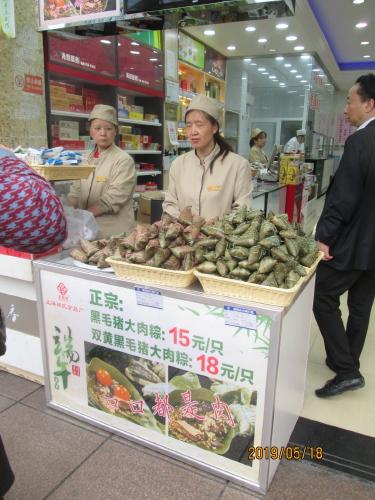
left=30, top=165, right=94, bottom=181
left=193, top=252, right=323, bottom=307
left=106, top=257, right=196, bottom=288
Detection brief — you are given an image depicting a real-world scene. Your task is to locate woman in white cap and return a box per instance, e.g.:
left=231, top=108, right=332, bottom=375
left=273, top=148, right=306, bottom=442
left=284, top=129, right=306, bottom=154
left=249, top=128, right=268, bottom=165
left=68, top=104, right=136, bottom=238
left=163, top=95, right=252, bottom=220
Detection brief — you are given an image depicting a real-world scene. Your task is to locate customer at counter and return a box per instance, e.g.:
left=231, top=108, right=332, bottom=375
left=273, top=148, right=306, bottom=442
left=163, top=95, right=252, bottom=220
left=68, top=105, right=136, bottom=238
left=284, top=129, right=306, bottom=153
left=249, top=128, right=268, bottom=165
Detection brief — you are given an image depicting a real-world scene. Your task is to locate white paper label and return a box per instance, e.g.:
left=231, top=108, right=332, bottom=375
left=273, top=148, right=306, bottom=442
left=134, top=286, right=163, bottom=309
left=224, top=306, right=257, bottom=330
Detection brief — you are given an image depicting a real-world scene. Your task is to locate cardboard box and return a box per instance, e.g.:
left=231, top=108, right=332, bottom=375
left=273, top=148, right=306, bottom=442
left=119, top=126, right=132, bottom=135
left=59, top=120, right=79, bottom=140
left=139, top=191, right=165, bottom=215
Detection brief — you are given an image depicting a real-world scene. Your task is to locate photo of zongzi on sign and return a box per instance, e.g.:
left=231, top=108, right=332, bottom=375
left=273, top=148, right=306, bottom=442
left=165, top=369, right=257, bottom=462
left=85, top=343, right=166, bottom=433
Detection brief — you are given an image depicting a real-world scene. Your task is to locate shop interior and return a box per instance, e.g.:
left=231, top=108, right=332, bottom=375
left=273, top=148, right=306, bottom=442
left=1, top=0, right=374, bottom=492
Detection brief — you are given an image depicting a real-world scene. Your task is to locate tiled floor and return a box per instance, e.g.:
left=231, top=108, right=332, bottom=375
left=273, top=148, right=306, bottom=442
left=1, top=371, right=375, bottom=499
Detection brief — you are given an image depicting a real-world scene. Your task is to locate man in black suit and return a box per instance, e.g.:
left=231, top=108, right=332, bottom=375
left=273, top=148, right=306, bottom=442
left=313, top=73, right=375, bottom=397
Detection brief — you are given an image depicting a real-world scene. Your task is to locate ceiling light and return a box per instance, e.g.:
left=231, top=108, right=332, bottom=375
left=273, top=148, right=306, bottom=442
left=294, top=45, right=305, bottom=51
left=269, top=49, right=276, bottom=52
left=130, top=50, right=140, bottom=55
left=301, top=80, right=307, bottom=83
left=361, top=41, right=370, bottom=45
left=300, top=54, right=310, bottom=59
left=296, top=75, right=302, bottom=78
left=312, top=68, right=320, bottom=72
left=258, top=38, right=268, bottom=43
left=286, top=35, right=298, bottom=41
left=279, top=83, right=286, bottom=86
left=290, top=69, right=297, bottom=73
left=250, top=63, right=257, bottom=66
left=325, top=83, right=331, bottom=86
left=355, top=22, right=368, bottom=28
left=227, top=45, right=236, bottom=50
left=307, top=63, right=313, bottom=66
left=353, top=0, right=365, bottom=4
left=276, top=23, right=288, bottom=30
left=284, top=63, right=292, bottom=67
left=299, top=94, right=305, bottom=97
left=241, top=77, right=247, bottom=80
left=100, top=39, right=111, bottom=45
left=257, top=67, right=266, bottom=71
left=245, top=26, right=256, bottom=32
left=263, top=72, right=269, bottom=75
left=244, top=58, right=252, bottom=62
left=363, top=54, right=371, bottom=58
left=149, top=58, right=158, bottom=62
left=275, top=56, right=284, bottom=61
left=288, top=90, right=297, bottom=93
left=269, top=76, right=276, bottom=79
left=131, top=42, right=140, bottom=46
left=274, top=80, right=279, bottom=82
left=204, top=29, right=215, bottom=36
left=319, top=74, right=325, bottom=77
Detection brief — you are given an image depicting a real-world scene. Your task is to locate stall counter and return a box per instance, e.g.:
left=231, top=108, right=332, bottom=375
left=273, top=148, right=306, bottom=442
left=33, top=255, right=315, bottom=494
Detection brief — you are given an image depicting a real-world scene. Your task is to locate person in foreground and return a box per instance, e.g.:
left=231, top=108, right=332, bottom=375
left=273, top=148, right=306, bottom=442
left=163, top=94, right=252, bottom=220
left=313, top=73, right=375, bottom=398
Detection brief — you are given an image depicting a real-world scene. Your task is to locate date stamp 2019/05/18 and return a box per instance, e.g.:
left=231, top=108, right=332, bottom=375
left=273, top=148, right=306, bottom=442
left=248, top=446, right=324, bottom=461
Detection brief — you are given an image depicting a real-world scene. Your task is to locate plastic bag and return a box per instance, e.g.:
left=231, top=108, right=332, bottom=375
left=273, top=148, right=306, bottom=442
left=63, top=207, right=99, bottom=249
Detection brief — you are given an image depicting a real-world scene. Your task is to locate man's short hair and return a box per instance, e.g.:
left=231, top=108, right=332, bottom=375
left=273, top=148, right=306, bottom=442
left=355, top=73, right=375, bottom=102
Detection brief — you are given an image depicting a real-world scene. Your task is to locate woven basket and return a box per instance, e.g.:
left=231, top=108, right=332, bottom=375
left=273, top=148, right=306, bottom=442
left=194, top=252, right=323, bottom=307
left=30, top=165, right=94, bottom=181
left=106, top=257, right=196, bottom=288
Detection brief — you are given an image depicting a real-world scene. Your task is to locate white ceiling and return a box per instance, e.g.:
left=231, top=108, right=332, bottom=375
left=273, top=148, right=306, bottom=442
left=185, top=0, right=375, bottom=91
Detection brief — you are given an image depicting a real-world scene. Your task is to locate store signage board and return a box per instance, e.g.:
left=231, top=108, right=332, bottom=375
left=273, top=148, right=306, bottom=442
left=204, top=46, right=226, bottom=81
left=38, top=0, right=122, bottom=30
left=48, top=34, right=116, bottom=77
left=178, top=32, right=205, bottom=70
left=0, top=0, right=15, bottom=38
left=39, top=270, right=274, bottom=489
left=118, top=37, right=163, bottom=91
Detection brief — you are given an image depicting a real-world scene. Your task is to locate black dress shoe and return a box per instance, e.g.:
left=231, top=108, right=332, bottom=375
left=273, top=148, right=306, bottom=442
left=315, top=376, right=365, bottom=398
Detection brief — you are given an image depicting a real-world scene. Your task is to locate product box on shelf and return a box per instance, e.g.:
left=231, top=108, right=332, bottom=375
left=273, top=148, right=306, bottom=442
left=129, top=105, right=144, bottom=120
left=139, top=162, right=155, bottom=171
left=52, top=139, right=85, bottom=150
left=59, top=120, right=79, bottom=140
left=144, top=113, right=159, bottom=122
left=119, top=125, right=132, bottom=135
left=138, top=190, right=165, bottom=215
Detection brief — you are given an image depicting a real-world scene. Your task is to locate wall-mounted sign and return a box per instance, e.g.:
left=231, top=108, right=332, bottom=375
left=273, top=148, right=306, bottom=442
left=204, top=46, right=226, bottom=80
left=48, top=34, right=116, bottom=77
left=118, top=36, right=163, bottom=90
left=23, top=74, right=44, bottom=95
left=39, top=0, right=122, bottom=30
left=0, top=0, right=15, bottom=38
left=178, top=32, right=204, bottom=70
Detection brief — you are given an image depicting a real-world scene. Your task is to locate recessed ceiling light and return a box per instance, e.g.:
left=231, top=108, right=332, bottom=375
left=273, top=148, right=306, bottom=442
left=269, top=76, right=277, bottom=79
left=275, top=56, right=284, bottom=61
left=250, top=63, right=257, bottom=66
left=257, top=67, right=266, bottom=71
left=263, top=72, right=269, bottom=75
left=286, top=35, right=298, bottom=41
left=363, top=54, right=371, bottom=58
left=149, top=58, right=158, bottom=62
left=284, top=63, right=292, bottom=67
left=131, top=41, right=139, bottom=46
left=312, top=68, right=320, bottom=72
left=245, top=26, right=256, bottom=32
left=130, top=50, right=140, bottom=55
left=227, top=45, right=236, bottom=51
left=274, top=80, right=279, bottom=82
left=279, top=83, right=286, bottom=86
left=244, top=58, right=252, bottom=62
left=296, top=75, right=302, bottom=78
left=100, top=39, right=111, bottom=45
left=290, top=69, right=297, bottom=73
left=241, top=77, right=247, bottom=80
left=300, top=54, right=310, bottom=59
left=258, top=38, right=268, bottom=43
left=319, top=74, right=325, bottom=77
left=355, top=22, right=368, bottom=28
left=325, top=83, right=331, bottom=86
left=269, top=49, right=276, bottom=52
left=361, top=41, right=370, bottom=45
left=288, top=91, right=297, bottom=93
left=276, top=23, right=288, bottom=30
left=301, top=80, right=308, bottom=83
left=353, top=0, right=365, bottom=4
left=204, top=29, right=215, bottom=36
left=307, top=63, right=313, bottom=66
left=294, top=46, right=305, bottom=51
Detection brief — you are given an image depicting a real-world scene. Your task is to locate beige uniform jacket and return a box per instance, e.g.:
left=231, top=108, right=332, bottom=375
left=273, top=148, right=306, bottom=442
left=69, top=144, right=136, bottom=238
left=163, top=145, right=252, bottom=220
left=249, top=146, right=268, bottom=164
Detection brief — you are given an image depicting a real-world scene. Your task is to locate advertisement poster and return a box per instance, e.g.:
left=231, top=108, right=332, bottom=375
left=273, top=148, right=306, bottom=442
left=204, top=47, right=226, bottom=81
left=40, top=271, right=273, bottom=485
left=0, top=0, right=15, bottom=38
left=178, top=32, right=204, bottom=70
left=39, top=0, right=122, bottom=30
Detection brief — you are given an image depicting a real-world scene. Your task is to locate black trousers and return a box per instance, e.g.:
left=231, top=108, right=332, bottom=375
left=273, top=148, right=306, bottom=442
left=0, top=434, right=14, bottom=498
left=313, top=262, right=375, bottom=380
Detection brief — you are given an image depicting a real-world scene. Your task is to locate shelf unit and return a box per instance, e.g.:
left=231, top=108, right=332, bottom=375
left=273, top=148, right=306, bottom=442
left=118, top=117, right=162, bottom=127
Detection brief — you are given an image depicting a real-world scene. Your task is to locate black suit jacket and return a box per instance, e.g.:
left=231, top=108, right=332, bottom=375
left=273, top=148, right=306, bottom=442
left=316, top=119, right=375, bottom=270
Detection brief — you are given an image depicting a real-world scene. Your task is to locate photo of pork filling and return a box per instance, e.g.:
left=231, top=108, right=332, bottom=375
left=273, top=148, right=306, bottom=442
left=169, top=401, right=233, bottom=451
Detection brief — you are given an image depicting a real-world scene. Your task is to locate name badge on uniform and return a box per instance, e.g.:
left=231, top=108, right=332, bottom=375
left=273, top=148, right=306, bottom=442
left=96, top=176, right=107, bottom=182
left=207, top=185, right=222, bottom=192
